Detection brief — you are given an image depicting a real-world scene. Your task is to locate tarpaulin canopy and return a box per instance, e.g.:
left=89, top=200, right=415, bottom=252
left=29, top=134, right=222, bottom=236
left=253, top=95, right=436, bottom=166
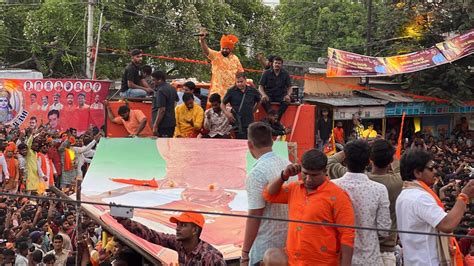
left=81, top=138, right=290, bottom=264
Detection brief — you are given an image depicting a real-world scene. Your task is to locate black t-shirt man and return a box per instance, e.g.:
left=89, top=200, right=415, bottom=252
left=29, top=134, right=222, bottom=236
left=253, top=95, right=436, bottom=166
left=259, top=68, right=291, bottom=101
left=317, top=117, right=333, bottom=141
left=121, top=62, right=143, bottom=92
left=223, top=85, right=261, bottom=133
left=152, top=82, right=178, bottom=136
left=258, top=57, right=292, bottom=121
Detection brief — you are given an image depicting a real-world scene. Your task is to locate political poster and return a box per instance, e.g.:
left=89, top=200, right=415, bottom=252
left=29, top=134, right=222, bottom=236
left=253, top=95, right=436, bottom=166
left=327, top=47, right=448, bottom=77
left=327, top=29, right=474, bottom=78
left=436, top=29, right=474, bottom=61
left=0, top=79, right=110, bottom=133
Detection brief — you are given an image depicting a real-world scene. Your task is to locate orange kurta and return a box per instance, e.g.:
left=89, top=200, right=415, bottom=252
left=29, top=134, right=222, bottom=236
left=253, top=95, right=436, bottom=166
left=208, top=49, right=243, bottom=98
left=263, top=178, right=355, bottom=266
left=3, top=157, right=18, bottom=191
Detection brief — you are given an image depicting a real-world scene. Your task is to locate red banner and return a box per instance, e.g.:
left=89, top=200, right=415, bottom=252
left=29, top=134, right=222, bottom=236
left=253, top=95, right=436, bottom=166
left=0, top=79, right=110, bottom=134
left=436, top=29, right=474, bottom=61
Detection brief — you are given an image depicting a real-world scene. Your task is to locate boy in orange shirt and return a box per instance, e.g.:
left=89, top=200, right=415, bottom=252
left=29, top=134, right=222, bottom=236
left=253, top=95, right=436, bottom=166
left=106, top=102, right=153, bottom=137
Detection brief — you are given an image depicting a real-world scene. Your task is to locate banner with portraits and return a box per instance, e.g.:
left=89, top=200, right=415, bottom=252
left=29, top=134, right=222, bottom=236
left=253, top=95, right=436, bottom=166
left=0, top=79, right=110, bottom=133
left=436, top=29, right=474, bottom=61
left=327, top=28, right=474, bottom=77
left=326, top=47, right=448, bottom=77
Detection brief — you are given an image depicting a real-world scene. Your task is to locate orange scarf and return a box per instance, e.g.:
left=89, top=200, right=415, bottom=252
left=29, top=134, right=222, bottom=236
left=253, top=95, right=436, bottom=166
left=418, top=181, right=464, bottom=266
left=5, top=157, right=16, bottom=180
left=38, top=153, right=54, bottom=186
left=64, top=148, right=75, bottom=171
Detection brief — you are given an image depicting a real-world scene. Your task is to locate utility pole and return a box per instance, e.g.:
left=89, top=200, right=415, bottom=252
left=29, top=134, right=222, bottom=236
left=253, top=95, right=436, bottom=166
left=365, top=0, right=373, bottom=87
left=92, top=10, right=103, bottom=80
left=86, top=0, right=95, bottom=79
left=366, top=0, right=373, bottom=56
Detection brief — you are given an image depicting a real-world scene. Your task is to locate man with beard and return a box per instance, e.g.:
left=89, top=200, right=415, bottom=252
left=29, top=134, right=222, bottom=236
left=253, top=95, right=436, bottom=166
left=221, top=72, right=261, bottom=139
left=120, top=49, right=153, bottom=97
left=49, top=93, right=63, bottom=111
left=198, top=28, right=243, bottom=99
left=106, top=102, right=152, bottom=137
left=258, top=56, right=292, bottom=121
left=115, top=212, right=225, bottom=265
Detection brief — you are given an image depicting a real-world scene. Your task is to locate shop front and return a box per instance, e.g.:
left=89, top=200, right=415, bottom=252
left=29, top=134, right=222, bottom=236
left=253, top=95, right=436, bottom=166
left=304, top=96, right=388, bottom=143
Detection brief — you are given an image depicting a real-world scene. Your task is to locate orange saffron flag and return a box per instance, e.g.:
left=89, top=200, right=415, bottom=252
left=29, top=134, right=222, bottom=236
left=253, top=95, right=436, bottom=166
left=395, top=112, right=406, bottom=160
left=111, top=178, right=159, bottom=188
left=324, top=130, right=337, bottom=156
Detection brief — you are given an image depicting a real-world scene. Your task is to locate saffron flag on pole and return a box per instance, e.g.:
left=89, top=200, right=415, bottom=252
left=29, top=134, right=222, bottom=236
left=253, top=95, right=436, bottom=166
left=324, top=130, right=337, bottom=156
left=395, top=112, right=406, bottom=160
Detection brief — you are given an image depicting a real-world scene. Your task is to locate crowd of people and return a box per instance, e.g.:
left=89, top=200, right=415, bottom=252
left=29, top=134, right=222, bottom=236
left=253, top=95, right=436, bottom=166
left=0, top=123, right=147, bottom=265
left=0, top=26, right=473, bottom=266
left=241, top=120, right=474, bottom=266
left=0, top=191, right=141, bottom=265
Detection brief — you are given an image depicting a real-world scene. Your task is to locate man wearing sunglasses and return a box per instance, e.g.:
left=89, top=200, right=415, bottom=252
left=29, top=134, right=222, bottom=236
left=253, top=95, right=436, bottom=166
left=396, top=148, right=474, bottom=266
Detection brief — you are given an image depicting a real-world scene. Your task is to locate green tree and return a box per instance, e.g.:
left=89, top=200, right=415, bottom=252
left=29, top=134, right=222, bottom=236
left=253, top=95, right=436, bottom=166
left=277, top=0, right=368, bottom=61
left=0, top=0, right=277, bottom=81
left=396, top=2, right=474, bottom=104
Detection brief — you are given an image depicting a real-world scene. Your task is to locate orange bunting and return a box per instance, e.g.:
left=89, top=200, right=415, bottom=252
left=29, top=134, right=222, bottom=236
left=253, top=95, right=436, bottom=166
left=98, top=47, right=451, bottom=104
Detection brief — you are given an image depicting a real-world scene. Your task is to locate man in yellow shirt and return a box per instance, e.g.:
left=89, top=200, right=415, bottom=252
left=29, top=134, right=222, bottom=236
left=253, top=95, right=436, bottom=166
left=198, top=27, right=244, bottom=99
left=362, top=122, right=378, bottom=139
left=174, top=93, right=204, bottom=138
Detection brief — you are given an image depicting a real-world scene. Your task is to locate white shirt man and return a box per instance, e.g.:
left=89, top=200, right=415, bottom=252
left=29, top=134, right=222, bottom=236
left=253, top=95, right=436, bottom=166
left=242, top=122, right=296, bottom=265
left=332, top=172, right=391, bottom=265
left=330, top=140, right=391, bottom=265
left=395, top=148, right=474, bottom=266
left=396, top=187, right=446, bottom=265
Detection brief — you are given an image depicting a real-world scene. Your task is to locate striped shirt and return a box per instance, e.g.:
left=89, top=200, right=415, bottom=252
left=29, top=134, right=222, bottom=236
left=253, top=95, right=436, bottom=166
left=246, top=151, right=294, bottom=264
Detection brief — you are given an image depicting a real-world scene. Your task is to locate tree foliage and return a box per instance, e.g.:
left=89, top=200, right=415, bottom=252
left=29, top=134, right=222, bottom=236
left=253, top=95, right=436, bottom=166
left=0, top=0, right=277, bottom=82
left=276, top=0, right=473, bottom=103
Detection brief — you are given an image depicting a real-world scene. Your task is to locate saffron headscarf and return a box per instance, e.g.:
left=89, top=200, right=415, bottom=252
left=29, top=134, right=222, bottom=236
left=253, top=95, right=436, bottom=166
left=5, top=142, right=16, bottom=153
left=220, top=34, right=239, bottom=50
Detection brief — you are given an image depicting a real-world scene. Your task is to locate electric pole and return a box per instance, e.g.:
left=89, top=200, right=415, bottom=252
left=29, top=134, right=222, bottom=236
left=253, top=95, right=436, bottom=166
left=366, top=0, right=373, bottom=56
left=86, top=0, right=95, bottom=79
left=365, top=0, right=373, bottom=87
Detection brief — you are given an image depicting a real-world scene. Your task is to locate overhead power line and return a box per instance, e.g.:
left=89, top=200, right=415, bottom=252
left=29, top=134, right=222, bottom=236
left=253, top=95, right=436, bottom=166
left=1, top=191, right=472, bottom=240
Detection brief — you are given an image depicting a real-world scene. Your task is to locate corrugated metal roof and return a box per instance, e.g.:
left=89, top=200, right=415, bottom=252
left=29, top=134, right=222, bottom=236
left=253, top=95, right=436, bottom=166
left=304, top=96, right=388, bottom=106
left=356, top=90, right=416, bottom=103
